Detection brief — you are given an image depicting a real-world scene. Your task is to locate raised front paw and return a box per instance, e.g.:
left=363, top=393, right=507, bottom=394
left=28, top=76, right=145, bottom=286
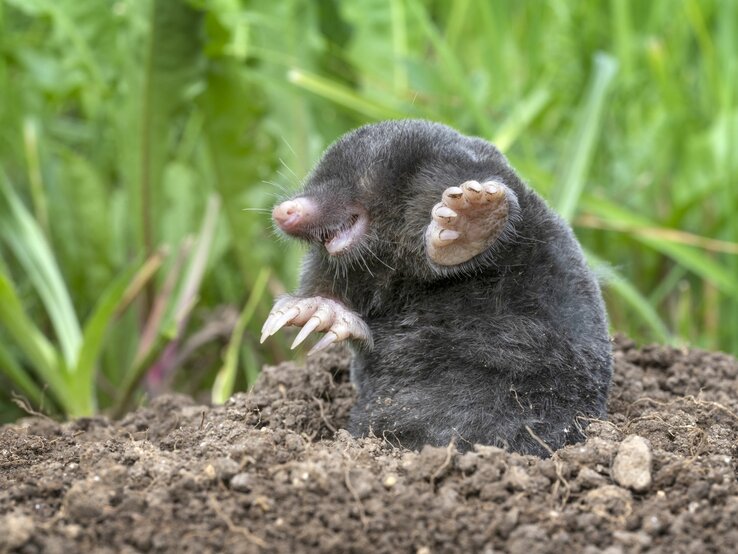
left=260, top=296, right=372, bottom=354
left=425, top=180, right=511, bottom=266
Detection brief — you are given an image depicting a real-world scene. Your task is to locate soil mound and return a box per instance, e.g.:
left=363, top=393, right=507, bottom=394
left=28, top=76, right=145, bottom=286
left=2, top=338, right=738, bottom=553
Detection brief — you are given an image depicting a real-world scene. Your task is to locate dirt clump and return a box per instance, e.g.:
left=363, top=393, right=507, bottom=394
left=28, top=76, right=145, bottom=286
left=2, top=336, right=738, bottom=553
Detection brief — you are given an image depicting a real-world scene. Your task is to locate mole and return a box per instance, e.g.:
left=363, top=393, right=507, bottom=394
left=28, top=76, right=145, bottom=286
left=261, top=119, right=612, bottom=457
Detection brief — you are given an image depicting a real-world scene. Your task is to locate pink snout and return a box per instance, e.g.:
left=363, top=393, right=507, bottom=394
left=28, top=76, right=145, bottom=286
left=272, top=197, right=316, bottom=233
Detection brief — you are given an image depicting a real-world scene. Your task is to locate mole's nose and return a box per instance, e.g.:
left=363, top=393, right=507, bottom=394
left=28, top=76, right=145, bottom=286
left=273, top=197, right=316, bottom=233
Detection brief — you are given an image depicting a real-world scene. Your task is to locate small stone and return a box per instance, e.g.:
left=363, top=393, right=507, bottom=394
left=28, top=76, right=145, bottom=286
left=383, top=474, right=398, bottom=488
left=230, top=472, right=254, bottom=493
left=213, top=457, right=240, bottom=482
left=611, top=435, right=652, bottom=492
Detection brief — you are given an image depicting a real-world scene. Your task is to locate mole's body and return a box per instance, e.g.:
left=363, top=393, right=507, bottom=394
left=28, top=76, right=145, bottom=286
left=262, top=120, right=612, bottom=457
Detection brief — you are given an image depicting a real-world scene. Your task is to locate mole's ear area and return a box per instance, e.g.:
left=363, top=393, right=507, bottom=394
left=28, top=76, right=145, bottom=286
left=424, top=179, right=521, bottom=267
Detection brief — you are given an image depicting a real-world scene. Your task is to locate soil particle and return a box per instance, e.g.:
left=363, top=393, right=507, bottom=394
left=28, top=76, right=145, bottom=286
left=611, top=435, right=653, bottom=492
left=2, top=337, right=738, bottom=553
left=0, top=512, right=35, bottom=551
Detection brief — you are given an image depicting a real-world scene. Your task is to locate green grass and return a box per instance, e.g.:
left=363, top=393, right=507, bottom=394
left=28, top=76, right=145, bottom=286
left=0, top=0, right=736, bottom=421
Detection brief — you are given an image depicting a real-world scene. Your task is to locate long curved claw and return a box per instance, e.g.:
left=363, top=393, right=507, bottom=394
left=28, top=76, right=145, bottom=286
left=260, top=297, right=291, bottom=343
left=328, top=317, right=352, bottom=342
left=260, top=314, right=277, bottom=343
left=308, top=331, right=338, bottom=355
left=291, top=316, right=322, bottom=349
left=267, top=306, right=301, bottom=337
left=262, top=295, right=372, bottom=353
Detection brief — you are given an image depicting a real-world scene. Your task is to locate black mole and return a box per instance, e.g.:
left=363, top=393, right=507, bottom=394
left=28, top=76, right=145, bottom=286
left=262, top=119, right=612, bottom=457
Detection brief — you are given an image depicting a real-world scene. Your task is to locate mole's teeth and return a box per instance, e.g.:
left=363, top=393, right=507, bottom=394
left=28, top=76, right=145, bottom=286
left=324, top=211, right=368, bottom=255
left=291, top=316, right=321, bottom=349
left=308, top=331, right=338, bottom=355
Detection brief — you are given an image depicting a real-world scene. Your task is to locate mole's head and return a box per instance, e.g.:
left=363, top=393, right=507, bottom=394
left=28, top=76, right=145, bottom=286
left=272, top=119, right=512, bottom=271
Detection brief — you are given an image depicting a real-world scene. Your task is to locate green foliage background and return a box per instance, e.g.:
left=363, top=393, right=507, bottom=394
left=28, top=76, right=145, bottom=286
left=0, top=0, right=736, bottom=421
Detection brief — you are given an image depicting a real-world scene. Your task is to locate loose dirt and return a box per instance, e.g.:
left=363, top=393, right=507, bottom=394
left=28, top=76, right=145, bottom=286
left=2, top=337, right=738, bottom=553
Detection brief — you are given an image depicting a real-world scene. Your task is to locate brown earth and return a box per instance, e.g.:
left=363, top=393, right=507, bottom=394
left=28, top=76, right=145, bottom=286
left=2, top=337, right=738, bottom=553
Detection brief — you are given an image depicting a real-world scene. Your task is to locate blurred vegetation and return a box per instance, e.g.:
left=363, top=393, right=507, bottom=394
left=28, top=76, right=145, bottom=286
left=0, top=0, right=736, bottom=422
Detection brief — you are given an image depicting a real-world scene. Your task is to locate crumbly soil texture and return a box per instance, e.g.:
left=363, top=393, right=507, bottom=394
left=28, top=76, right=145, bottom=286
left=2, top=337, right=738, bottom=554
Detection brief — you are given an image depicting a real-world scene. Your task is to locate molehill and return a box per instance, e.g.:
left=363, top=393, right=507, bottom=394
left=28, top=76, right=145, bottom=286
left=1, top=336, right=738, bottom=553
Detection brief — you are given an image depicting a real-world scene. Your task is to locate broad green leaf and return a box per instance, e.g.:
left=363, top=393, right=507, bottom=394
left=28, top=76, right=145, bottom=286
left=137, top=0, right=203, bottom=253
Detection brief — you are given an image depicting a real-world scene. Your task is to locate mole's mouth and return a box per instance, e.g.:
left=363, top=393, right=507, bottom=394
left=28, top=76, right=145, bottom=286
left=322, top=212, right=367, bottom=255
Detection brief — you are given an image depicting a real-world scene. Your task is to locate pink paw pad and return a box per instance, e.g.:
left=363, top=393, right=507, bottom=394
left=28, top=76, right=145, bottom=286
left=425, top=180, right=510, bottom=266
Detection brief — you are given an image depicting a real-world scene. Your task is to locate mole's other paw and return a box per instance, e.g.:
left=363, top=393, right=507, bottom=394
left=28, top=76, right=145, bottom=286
left=425, top=180, right=510, bottom=266
left=260, top=296, right=372, bottom=354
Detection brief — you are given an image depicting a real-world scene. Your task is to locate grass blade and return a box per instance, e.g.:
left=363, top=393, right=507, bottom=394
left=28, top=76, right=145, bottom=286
left=75, top=254, right=163, bottom=413
left=146, top=196, right=219, bottom=390
left=553, top=53, right=618, bottom=221
left=0, top=173, right=82, bottom=368
left=586, top=250, right=672, bottom=343
left=0, top=273, right=71, bottom=410
left=138, top=0, right=202, bottom=294
left=0, top=341, right=46, bottom=409
left=389, top=0, right=408, bottom=93
left=492, top=88, right=551, bottom=152
left=582, top=197, right=738, bottom=302
left=212, top=267, right=270, bottom=404
left=287, top=69, right=407, bottom=121
left=406, top=0, right=494, bottom=137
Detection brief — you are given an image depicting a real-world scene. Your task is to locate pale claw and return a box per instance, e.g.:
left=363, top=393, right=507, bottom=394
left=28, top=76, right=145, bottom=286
left=260, top=297, right=291, bottom=343
left=308, top=331, right=337, bottom=355
left=289, top=303, right=335, bottom=348
left=262, top=295, right=372, bottom=353
left=291, top=316, right=322, bottom=349
left=268, top=306, right=301, bottom=338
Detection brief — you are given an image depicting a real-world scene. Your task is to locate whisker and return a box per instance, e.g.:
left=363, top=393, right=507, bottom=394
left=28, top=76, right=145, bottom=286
left=276, top=169, right=294, bottom=183
left=364, top=238, right=396, bottom=271
left=279, top=157, right=299, bottom=179
left=261, top=180, right=292, bottom=196
left=280, top=135, right=297, bottom=157
left=358, top=249, right=375, bottom=278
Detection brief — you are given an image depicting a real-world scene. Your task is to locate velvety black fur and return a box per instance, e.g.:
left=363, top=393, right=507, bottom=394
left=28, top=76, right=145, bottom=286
left=287, top=119, right=612, bottom=457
